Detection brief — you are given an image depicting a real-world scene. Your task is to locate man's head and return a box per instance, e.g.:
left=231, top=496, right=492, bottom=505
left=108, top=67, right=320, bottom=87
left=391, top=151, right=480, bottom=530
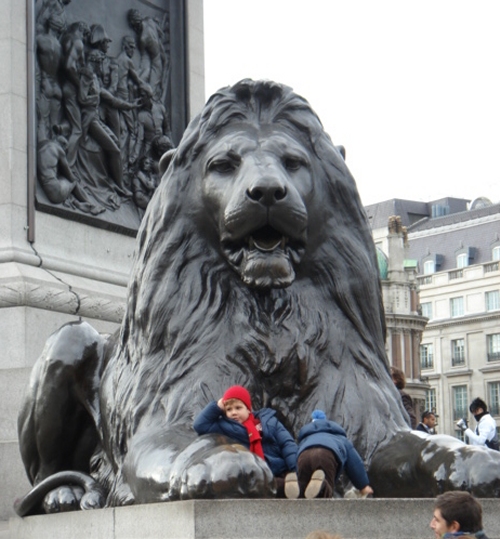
left=222, top=386, right=252, bottom=424
left=90, top=24, right=112, bottom=53
left=422, top=410, right=437, bottom=429
left=470, top=397, right=487, bottom=415
left=56, top=135, right=69, bottom=152
left=430, top=491, right=483, bottom=538
left=127, top=9, right=143, bottom=33
left=122, top=36, right=136, bottom=57
left=390, top=367, right=406, bottom=390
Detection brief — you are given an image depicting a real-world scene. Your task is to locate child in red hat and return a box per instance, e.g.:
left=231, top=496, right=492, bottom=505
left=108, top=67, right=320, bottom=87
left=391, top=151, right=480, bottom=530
left=193, top=385, right=298, bottom=498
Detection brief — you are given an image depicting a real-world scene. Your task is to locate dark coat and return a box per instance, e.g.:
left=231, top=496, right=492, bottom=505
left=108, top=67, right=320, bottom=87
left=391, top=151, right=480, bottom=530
left=399, top=390, right=417, bottom=429
left=297, top=419, right=369, bottom=489
left=416, top=422, right=432, bottom=433
left=193, top=401, right=298, bottom=475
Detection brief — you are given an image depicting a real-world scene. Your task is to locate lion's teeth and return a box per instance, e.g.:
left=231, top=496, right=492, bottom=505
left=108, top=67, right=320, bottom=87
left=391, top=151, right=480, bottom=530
left=253, top=238, right=282, bottom=252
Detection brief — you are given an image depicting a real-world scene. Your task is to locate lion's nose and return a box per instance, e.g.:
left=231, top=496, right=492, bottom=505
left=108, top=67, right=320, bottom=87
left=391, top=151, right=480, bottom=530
left=246, top=182, right=287, bottom=206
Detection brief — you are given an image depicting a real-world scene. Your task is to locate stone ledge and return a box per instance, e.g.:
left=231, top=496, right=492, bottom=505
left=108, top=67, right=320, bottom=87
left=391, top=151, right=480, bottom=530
left=8, top=498, right=500, bottom=539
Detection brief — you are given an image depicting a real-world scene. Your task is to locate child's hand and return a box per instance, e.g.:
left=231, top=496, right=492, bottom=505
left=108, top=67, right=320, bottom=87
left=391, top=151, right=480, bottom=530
left=217, top=398, right=225, bottom=410
left=360, top=485, right=374, bottom=497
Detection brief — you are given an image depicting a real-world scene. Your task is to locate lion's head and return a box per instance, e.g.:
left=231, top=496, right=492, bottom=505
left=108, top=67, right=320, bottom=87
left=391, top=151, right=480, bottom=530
left=198, top=120, right=310, bottom=289
left=107, top=80, right=405, bottom=466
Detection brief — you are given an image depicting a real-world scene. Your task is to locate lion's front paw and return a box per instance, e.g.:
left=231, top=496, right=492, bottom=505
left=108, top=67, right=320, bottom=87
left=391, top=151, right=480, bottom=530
left=43, top=485, right=85, bottom=513
left=43, top=483, right=106, bottom=513
left=168, top=435, right=276, bottom=501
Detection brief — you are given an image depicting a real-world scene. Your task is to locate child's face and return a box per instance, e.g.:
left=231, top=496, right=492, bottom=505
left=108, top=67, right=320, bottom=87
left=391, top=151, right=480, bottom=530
left=224, top=399, right=250, bottom=423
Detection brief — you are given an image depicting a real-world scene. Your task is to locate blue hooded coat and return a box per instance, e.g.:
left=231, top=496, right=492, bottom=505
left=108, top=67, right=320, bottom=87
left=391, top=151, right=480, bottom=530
left=193, top=401, right=298, bottom=476
left=298, top=418, right=369, bottom=490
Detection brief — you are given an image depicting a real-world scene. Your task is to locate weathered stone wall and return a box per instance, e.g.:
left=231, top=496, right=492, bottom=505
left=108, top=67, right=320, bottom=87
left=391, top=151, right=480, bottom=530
left=8, top=499, right=500, bottom=539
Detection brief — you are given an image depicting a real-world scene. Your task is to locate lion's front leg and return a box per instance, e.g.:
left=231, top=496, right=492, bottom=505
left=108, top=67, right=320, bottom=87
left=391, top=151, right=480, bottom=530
left=369, top=431, right=500, bottom=497
left=122, top=425, right=275, bottom=503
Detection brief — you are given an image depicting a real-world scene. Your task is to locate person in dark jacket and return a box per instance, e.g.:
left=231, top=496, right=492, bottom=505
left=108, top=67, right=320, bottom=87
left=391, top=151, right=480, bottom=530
left=193, top=385, right=298, bottom=497
left=416, top=410, right=437, bottom=434
left=289, top=410, right=374, bottom=499
left=390, top=366, right=417, bottom=429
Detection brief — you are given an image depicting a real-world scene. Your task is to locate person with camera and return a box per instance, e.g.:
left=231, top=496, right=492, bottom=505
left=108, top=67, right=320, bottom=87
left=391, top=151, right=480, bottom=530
left=456, top=397, right=499, bottom=450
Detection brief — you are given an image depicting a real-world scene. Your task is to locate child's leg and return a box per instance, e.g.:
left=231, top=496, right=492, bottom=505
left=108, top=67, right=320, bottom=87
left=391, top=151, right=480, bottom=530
left=274, top=473, right=286, bottom=498
left=297, top=447, right=339, bottom=498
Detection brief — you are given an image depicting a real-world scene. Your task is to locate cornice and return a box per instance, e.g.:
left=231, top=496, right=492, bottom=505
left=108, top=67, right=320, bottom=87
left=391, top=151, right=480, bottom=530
left=426, top=311, right=500, bottom=329
left=0, top=276, right=125, bottom=323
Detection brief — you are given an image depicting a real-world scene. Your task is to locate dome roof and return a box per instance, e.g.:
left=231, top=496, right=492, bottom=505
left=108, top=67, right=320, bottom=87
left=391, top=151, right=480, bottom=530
left=376, top=247, right=388, bottom=279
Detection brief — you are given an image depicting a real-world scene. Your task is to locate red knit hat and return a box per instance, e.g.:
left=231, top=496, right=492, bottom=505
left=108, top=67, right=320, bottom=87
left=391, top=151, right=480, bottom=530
left=223, top=385, right=252, bottom=410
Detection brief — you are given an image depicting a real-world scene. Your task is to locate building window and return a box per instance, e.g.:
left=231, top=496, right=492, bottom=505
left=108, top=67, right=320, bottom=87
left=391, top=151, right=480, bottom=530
left=425, top=388, right=437, bottom=413
left=489, top=382, right=500, bottom=416
left=450, top=297, right=464, bottom=317
left=453, top=385, right=468, bottom=421
left=487, top=334, right=500, bottom=362
left=456, top=253, right=468, bottom=268
left=420, top=343, right=434, bottom=369
left=486, top=290, right=500, bottom=312
left=493, top=246, right=500, bottom=261
left=451, top=339, right=465, bottom=366
left=420, top=302, right=432, bottom=319
left=423, top=260, right=435, bottom=275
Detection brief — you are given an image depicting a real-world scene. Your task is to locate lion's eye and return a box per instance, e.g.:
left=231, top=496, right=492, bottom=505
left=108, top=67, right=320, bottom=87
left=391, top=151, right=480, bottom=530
left=283, top=156, right=304, bottom=171
left=208, top=159, right=238, bottom=174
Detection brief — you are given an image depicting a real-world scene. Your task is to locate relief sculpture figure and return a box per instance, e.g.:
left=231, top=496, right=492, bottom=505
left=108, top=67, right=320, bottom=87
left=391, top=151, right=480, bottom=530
left=36, top=13, right=64, bottom=141
left=33, top=4, right=173, bottom=225
left=127, top=9, right=168, bottom=101
left=15, top=80, right=500, bottom=516
left=37, top=136, right=104, bottom=215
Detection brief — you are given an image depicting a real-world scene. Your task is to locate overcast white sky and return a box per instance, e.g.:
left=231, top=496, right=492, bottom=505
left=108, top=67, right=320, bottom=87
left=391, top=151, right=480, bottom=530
left=203, top=1, right=500, bottom=206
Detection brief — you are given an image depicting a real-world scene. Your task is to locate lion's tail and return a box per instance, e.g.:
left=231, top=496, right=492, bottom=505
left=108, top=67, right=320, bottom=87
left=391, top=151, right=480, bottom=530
left=14, top=471, right=105, bottom=516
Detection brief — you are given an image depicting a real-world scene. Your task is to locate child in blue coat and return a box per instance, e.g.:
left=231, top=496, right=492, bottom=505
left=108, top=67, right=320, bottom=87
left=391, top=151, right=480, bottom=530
left=292, top=410, right=374, bottom=498
left=193, top=385, right=298, bottom=497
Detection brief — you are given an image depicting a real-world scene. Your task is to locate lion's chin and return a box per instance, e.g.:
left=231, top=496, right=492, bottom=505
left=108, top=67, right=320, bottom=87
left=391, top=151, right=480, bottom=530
left=238, top=249, right=297, bottom=289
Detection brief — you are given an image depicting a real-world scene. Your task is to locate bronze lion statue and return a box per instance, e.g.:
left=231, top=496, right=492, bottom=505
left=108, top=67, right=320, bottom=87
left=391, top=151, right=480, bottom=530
left=16, top=80, right=500, bottom=515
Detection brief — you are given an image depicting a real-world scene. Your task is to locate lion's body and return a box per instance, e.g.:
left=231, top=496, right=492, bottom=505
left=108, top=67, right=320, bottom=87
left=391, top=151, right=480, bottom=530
left=93, top=79, right=409, bottom=501
left=18, top=81, right=500, bottom=514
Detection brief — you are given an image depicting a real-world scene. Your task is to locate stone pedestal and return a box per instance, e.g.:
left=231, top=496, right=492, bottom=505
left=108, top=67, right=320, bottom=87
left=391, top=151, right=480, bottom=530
left=0, top=0, right=204, bottom=522
left=7, top=499, right=500, bottom=539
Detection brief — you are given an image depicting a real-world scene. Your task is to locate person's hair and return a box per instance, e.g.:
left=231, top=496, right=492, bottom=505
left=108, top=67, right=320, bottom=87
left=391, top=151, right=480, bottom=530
left=470, top=397, right=488, bottom=414
left=434, top=491, right=483, bottom=533
left=305, top=532, right=343, bottom=539
left=421, top=410, right=435, bottom=422
left=390, top=367, right=406, bottom=390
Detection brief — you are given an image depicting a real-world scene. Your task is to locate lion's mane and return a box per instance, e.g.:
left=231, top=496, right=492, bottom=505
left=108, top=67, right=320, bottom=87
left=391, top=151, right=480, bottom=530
left=101, top=80, right=409, bottom=475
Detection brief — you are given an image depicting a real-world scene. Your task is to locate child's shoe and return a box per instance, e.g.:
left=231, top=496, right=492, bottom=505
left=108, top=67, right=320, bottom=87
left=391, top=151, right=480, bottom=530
left=284, top=472, right=300, bottom=499
left=304, top=469, right=325, bottom=499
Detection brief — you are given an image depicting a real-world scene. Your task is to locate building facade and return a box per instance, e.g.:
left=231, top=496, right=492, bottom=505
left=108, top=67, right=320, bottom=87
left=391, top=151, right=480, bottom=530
left=366, top=197, right=500, bottom=439
left=377, top=216, right=429, bottom=422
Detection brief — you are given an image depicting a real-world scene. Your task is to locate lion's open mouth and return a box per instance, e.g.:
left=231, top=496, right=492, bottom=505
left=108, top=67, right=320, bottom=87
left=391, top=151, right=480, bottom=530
left=249, top=225, right=285, bottom=252
left=221, top=224, right=305, bottom=288
left=222, top=225, right=304, bottom=265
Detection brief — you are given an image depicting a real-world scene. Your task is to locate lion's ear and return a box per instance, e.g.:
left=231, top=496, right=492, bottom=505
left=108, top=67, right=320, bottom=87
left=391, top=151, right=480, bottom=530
left=158, top=148, right=176, bottom=175
left=336, top=145, right=346, bottom=160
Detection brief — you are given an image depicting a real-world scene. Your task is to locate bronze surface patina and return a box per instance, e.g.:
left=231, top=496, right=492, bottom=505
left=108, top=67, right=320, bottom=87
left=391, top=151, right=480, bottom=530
left=16, top=80, right=500, bottom=516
